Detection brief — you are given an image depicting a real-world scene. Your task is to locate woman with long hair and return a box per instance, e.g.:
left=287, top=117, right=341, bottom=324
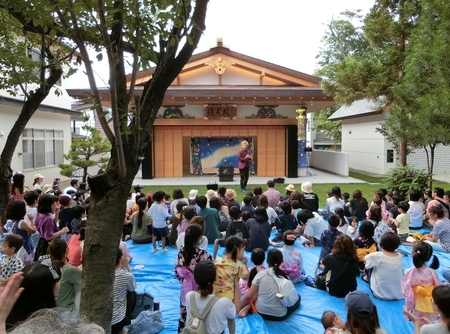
left=130, top=197, right=152, bottom=244
left=241, top=249, right=300, bottom=321
left=175, top=224, right=212, bottom=333
left=48, top=239, right=82, bottom=311
left=6, top=261, right=61, bottom=329
left=319, top=234, right=359, bottom=297
left=11, top=173, right=26, bottom=201
left=326, top=186, right=345, bottom=216
left=346, top=190, right=369, bottom=222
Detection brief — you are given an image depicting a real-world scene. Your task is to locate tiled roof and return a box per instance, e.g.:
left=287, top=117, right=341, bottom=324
left=328, top=98, right=384, bottom=120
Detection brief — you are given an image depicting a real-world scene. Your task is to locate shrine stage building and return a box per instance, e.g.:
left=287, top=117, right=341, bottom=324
left=68, top=40, right=335, bottom=179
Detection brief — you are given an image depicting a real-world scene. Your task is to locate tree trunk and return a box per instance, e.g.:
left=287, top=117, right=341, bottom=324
left=80, top=162, right=137, bottom=331
left=429, top=144, right=436, bottom=189
left=398, top=138, right=407, bottom=166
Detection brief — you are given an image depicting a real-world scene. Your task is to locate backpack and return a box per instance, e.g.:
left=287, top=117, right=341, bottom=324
left=218, top=211, right=230, bottom=232
left=267, top=268, right=299, bottom=307
left=182, top=294, right=219, bottom=334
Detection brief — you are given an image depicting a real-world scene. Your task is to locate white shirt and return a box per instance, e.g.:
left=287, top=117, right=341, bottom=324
left=149, top=203, right=169, bottom=228
left=176, top=233, right=208, bottom=251
left=185, top=292, right=236, bottom=334
left=304, top=212, right=326, bottom=240
left=408, top=200, right=425, bottom=228
left=364, top=252, right=404, bottom=300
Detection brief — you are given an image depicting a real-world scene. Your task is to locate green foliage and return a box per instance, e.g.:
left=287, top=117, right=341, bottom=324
left=316, top=1, right=421, bottom=164
left=312, top=106, right=341, bottom=145
left=58, top=117, right=111, bottom=182
left=0, top=9, right=73, bottom=97
left=384, top=165, right=429, bottom=198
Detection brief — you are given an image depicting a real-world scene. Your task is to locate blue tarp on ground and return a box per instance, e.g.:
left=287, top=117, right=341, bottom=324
left=127, top=226, right=450, bottom=334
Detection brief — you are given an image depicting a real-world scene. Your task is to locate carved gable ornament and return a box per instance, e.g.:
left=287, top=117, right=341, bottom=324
left=205, top=57, right=235, bottom=74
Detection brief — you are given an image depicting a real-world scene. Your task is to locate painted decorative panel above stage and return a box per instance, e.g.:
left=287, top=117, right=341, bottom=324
left=190, top=137, right=254, bottom=175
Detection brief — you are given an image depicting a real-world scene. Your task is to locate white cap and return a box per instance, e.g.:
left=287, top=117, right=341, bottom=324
left=189, top=189, right=198, bottom=200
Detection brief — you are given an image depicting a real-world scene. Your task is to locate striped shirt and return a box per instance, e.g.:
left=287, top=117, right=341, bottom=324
left=111, top=269, right=136, bottom=325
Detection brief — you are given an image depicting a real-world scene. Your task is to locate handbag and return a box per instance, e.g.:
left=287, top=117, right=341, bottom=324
left=131, top=292, right=154, bottom=319
left=314, top=261, right=348, bottom=291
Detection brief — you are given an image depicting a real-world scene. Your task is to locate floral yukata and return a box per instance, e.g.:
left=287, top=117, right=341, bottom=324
left=175, top=246, right=212, bottom=333
left=401, top=265, right=440, bottom=325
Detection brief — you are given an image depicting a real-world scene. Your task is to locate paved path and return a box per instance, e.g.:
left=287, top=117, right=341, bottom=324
left=133, top=168, right=369, bottom=186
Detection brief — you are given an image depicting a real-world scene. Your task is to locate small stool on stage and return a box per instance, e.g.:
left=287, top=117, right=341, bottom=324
left=219, top=165, right=234, bottom=182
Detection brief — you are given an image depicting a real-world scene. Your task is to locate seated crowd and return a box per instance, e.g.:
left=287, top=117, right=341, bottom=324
left=3, top=172, right=450, bottom=334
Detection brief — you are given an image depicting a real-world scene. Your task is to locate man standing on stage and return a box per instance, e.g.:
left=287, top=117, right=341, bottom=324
left=238, top=140, right=252, bottom=192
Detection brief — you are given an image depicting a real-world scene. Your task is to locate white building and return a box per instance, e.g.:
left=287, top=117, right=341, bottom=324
left=329, top=98, right=450, bottom=176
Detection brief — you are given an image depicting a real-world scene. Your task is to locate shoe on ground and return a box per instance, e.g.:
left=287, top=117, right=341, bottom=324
left=241, top=188, right=247, bottom=192
left=153, top=248, right=159, bottom=253
left=161, top=248, right=167, bottom=253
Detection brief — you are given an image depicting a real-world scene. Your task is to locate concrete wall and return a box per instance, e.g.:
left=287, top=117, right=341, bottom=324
left=309, top=149, right=349, bottom=176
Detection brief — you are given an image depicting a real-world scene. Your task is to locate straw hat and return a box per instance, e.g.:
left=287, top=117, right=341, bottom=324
left=205, top=189, right=217, bottom=201
left=285, top=184, right=295, bottom=192
left=225, top=188, right=237, bottom=200
left=33, top=173, right=44, bottom=180
left=42, top=184, right=53, bottom=194
left=301, top=182, right=313, bottom=193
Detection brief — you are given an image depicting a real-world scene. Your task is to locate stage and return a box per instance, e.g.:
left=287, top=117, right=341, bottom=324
left=133, top=168, right=366, bottom=187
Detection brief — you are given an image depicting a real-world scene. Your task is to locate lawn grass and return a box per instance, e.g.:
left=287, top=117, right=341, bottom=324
left=142, top=183, right=382, bottom=209
left=141, top=178, right=450, bottom=209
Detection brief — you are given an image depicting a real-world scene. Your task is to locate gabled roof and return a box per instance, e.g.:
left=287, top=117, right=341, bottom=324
left=329, top=98, right=385, bottom=120
left=130, top=40, right=321, bottom=88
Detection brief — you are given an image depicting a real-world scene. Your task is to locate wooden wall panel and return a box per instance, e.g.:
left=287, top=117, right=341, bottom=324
left=152, top=126, right=287, bottom=178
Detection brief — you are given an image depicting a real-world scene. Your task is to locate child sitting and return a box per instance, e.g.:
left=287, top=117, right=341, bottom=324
left=0, top=234, right=24, bottom=284
left=402, top=242, right=440, bottom=325
left=240, top=195, right=254, bottom=215
left=70, top=205, right=86, bottom=236
left=318, top=215, right=342, bottom=263
left=272, top=201, right=297, bottom=242
left=364, top=232, right=403, bottom=300
left=394, top=201, right=411, bottom=243
left=176, top=205, right=195, bottom=235
left=321, top=310, right=346, bottom=334
left=214, top=236, right=248, bottom=311
left=280, top=230, right=306, bottom=283
left=335, top=208, right=348, bottom=235
left=353, top=220, right=377, bottom=272
left=213, top=206, right=249, bottom=259
left=238, top=248, right=266, bottom=317
left=346, top=216, right=359, bottom=239
left=58, top=194, right=74, bottom=241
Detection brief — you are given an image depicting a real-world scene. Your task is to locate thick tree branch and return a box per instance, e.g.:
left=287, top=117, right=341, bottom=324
left=96, top=0, right=126, bottom=178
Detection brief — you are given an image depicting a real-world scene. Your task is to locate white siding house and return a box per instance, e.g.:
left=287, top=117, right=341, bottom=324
left=0, top=87, right=81, bottom=188
left=329, top=98, right=450, bottom=177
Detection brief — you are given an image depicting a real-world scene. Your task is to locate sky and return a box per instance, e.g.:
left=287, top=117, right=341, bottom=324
left=65, top=0, right=375, bottom=88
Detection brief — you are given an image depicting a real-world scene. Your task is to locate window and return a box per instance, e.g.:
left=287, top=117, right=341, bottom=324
left=22, top=129, right=64, bottom=170
left=30, top=49, right=62, bottom=86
